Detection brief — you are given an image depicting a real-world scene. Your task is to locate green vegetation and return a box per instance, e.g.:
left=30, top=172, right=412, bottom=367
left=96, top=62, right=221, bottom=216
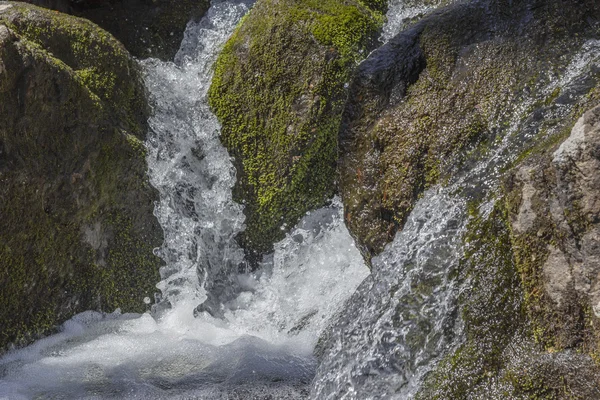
left=209, top=0, right=384, bottom=258
left=0, top=3, right=148, bottom=135
left=0, top=3, right=161, bottom=352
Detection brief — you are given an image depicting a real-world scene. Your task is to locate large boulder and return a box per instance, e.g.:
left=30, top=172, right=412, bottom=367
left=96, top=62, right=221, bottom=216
left=0, top=2, right=162, bottom=351
left=208, top=0, right=385, bottom=262
left=338, top=0, right=600, bottom=262
left=314, top=0, right=600, bottom=397
left=19, top=0, right=210, bottom=60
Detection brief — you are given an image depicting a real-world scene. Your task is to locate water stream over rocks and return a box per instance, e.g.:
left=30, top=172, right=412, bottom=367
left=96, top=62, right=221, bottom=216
left=2, top=1, right=600, bottom=399
left=0, top=1, right=367, bottom=398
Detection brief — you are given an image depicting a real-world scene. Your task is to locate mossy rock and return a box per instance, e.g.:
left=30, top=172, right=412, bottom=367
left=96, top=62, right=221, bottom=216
left=503, top=104, right=600, bottom=361
left=208, top=0, right=385, bottom=261
left=0, top=2, right=162, bottom=352
left=339, top=0, right=600, bottom=263
left=18, top=0, right=210, bottom=61
left=417, top=201, right=600, bottom=399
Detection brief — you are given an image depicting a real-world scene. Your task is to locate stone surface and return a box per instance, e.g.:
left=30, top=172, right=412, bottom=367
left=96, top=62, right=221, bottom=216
left=19, top=0, right=210, bottom=60
left=507, top=104, right=600, bottom=353
left=208, top=0, right=385, bottom=263
left=338, top=0, right=600, bottom=263
left=0, top=2, right=162, bottom=352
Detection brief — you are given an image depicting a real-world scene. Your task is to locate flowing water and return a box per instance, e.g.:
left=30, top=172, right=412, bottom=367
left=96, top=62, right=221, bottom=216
left=2, top=1, right=600, bottom=399
left=0, top=1, right=368, bottom=398
left=311, top=38, right=600, bottom=400
left=381, top=0, right=453, bottom=42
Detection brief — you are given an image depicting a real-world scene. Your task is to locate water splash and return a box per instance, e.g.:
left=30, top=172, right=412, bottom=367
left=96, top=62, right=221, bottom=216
left=0, top=200, right=367, bottom=399
left=143, top=0, right=251, bottom=312
left=0, top=1, right=368, bottom=398
left=311, top=36, right=600, bottom=400
left=312, top=189, right=465, bottom=400
left=381, top=0, right=452, bottom=42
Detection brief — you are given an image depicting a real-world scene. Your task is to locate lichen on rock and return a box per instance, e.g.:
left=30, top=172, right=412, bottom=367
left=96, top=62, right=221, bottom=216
left=208, top=0, right=385, bottom=262
left=0, top=2, right=162, bottom=352
left=338, top=0, right=600, bottom=263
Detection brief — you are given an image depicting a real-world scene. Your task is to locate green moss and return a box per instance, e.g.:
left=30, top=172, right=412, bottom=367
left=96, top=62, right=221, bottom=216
left=209, top=0, right=384, bottom=257
left=0, top=3, right=148, bottom=135
left=0, top=6, right=160, bottom=352
left=417, top=201, right=525, bottom=399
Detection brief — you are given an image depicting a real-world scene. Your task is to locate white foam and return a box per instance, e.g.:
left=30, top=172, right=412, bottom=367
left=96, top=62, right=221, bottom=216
left=0, top=2, right=368, bottom=396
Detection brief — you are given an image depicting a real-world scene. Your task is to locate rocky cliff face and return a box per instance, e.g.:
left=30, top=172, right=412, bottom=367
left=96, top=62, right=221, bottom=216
left=417, top=104, right=600, bottom=400
left=0, top=2, right=162, bottom=351
left=208, top=0, right=385, bottom=262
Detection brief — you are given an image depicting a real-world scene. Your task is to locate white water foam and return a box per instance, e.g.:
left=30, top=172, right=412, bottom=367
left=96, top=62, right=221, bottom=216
left=381, top=0, right=451, bottom=42
left=0, top=1, right=369, bottom=398
left=0, top=200, right=366, bottom=399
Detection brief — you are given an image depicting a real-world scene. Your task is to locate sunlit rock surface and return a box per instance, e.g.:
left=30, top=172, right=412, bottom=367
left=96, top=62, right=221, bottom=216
left=339, top=0, right=600, bottom=262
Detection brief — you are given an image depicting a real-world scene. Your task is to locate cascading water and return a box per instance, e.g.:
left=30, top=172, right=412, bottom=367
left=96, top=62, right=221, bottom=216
left=143, top=0, right=250, bottom=316
left=0, top=1, right=368, bottom=398
left=2, top=0, right=600, bottom=399
left=312, top=38, right=600, bottom=399
left=381, top=0, right=453, bottom=42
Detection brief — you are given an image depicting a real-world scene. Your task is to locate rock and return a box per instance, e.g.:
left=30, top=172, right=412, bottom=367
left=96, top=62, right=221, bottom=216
left=416, top=167, right=600, bottom=400
left=506, top=104, right=600, bottom=354
left=19, top=0, right=210, bottom=60
left=338, top=0, right=600, bottom=263
left=315, top=0, right=600, bottom=397
left=0, top=2, right=162, bottom=352
left=208, top=0, right=385, bottom=262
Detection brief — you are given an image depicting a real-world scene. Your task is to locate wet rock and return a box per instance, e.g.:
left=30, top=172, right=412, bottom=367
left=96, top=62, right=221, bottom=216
left=208, top=0, right=385, bottom=263
left=19, top=0, right=210, bottom=60
left=339, top=0, right=600, bottom=263
left=316, top=0, right=600, bottom=397
left=506, top=104, right=600, bottom=353
left=0, top=2, right=162, bottom=352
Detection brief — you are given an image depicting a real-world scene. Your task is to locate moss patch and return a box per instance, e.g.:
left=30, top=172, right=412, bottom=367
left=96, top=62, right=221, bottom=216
left=0, top=2, right=148, bottom=134
left=208, top=0, right=384, bottom=259
left=0, top=4, right=161, bottom=352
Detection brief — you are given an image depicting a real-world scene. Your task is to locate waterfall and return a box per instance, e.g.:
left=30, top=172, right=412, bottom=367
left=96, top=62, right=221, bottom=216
left=0, top=1, right=368, bottom=398
left=381, top=0, right=451, bottom=42
left=143, top=0, right=250, bottom=315
left=2, top=0, right=600, bottom=399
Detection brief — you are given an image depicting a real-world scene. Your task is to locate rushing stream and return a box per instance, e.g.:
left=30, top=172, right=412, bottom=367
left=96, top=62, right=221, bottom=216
left=2, top=0, right=600, bottom=399
left=0, top=1, right=367, bottom=398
